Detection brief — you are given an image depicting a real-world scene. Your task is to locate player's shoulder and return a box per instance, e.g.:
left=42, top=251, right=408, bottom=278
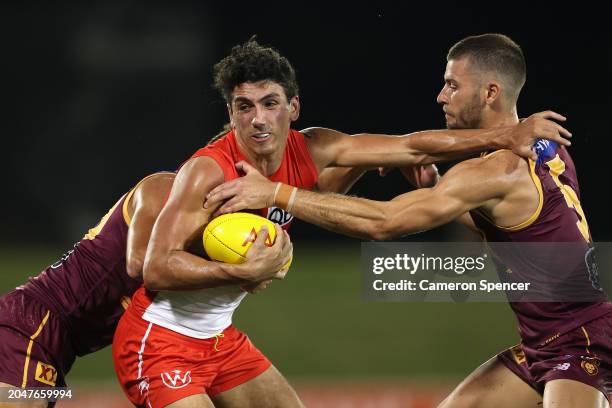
left=300, top=127, right=345, bottom=140
left=481, top=149, right=521, bottom=162
left=177, top=156, right=225, bottom=187
left=135, top=171, right=176, bottom=195
left=477, top=149, right=524, bottom=170
left=446, top=150, right=523, bottom=179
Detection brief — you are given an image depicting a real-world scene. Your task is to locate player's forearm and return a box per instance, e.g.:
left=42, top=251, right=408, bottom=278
left=403, top=127, right=511, bottom=164
left=274, top=185, right=445, bottom=240
left=273, top=188, right=391, bottom=240
left=334, top=128, right=511, bottom=168
left=143, top=250, right=246, bottom=291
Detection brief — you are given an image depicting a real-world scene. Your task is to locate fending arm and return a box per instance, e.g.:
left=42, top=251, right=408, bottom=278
left=303, top=111, right=570, bottom=169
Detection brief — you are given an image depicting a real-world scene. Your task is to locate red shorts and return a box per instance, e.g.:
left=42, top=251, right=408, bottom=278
left=498, top=313, right=612, bottom=400
left=112, top=306, right=271, bottom=408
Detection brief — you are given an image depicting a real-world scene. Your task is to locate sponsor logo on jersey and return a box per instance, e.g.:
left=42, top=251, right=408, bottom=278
left=534, top=139, right=558, bottom=167
left=540, top=332, right=561, bottom=347
left=510, top=344, right=526, bottom=365
left=266, top=207, right=294, bottom=227
left=580, top=357, right=600, bottom=376
left=553, top=363, right=571, bottom=371
left=161, top=370, right=192, bottom=389
left=35, top=361, right=57, bottom=386
left=50, top=243, right=79, bottom=269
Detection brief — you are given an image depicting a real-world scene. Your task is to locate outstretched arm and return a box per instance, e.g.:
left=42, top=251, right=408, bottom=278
left=206, top=159, right=509, bottom=241
left=305, top=111, right=570, bottom=170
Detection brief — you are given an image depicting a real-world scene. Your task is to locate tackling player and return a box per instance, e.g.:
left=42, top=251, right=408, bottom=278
left=112, top=38, right=573, bottom=408
left=206, top=34, right=611, bottom=407
left=0, top=172, right=289, bottom=408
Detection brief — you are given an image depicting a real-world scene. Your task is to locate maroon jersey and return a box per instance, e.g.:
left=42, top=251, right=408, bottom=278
left=18, top=184, right=143, bottom=356
left=470, top=141, right=612, bottom=347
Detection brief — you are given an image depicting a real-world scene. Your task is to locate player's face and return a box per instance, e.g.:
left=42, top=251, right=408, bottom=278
left=437, top=58, right=486, bottom=129
left=228, top=81, right=300, bottom=156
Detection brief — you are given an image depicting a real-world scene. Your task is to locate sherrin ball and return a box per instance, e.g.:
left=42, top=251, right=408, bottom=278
left=203, top=212, right=292, bottom=269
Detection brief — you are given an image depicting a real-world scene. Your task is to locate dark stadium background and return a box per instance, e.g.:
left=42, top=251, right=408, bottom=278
left=1, top=2, right=610, bottom=406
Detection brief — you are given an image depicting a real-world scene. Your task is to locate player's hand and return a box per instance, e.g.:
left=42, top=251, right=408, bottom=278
left=240, top=279, right=274, bottom=294
left=379, top=165, right=439, bottom=188
left=205, top=161, right=275, bottom=214
left=506, top=110, right=572, bottom=161
left=239, top=224, right=292, bottom=282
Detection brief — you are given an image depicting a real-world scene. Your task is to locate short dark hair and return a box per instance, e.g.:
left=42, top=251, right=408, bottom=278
left=448, top=33, right=526, bottom=101
left=213, top=38, right=299, bottom=103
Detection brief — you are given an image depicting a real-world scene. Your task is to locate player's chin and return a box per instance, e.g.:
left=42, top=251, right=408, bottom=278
left=445, top=118, right=459, bottom=129
left=251, top=139, right=278, bottom=155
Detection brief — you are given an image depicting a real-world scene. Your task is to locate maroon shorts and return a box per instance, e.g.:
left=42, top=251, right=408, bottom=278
left=498, top=312, right=612, bottom=400
left=0, top=290, right=74, bottom=392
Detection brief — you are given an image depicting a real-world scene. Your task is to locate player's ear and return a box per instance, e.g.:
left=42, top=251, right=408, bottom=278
left=485, top=81, right=502, bottom=105
left=289, top=96, right=300, bottom=122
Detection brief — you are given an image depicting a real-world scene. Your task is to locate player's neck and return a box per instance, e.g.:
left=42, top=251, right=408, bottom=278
left=240, top=148, right=284, bottom=177
left=480, top=108, right=519, bottom=129
left=233, top=131, right=286, bottom=176
left=252, top=156, right=283, bottom=177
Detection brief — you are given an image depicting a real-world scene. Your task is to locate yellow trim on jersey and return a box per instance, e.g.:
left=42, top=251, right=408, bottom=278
left=581, top=326, right=591, bottom=354
left=495, top=158, right=544, bottom=231
left=122, top=188, right=137, bottom=226
left=545, top=154, right=590, bottom=242
left=474, top=151, right=544, bottom=232
left=84, top=195, right=126, bottom=240
left=21, top=310, right=51, bottom=387
left=122, top=172, right=173, bottom=226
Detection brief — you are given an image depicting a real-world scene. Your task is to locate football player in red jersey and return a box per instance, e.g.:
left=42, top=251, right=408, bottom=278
left=207, top=34, right=611, bottom=408
left=0, top=172, right=290, bottom=408
left=112, top=37, right=573, bottom=408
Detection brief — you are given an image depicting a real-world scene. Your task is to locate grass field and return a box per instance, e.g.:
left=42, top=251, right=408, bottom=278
left=0, top=242, right=521, bottom=406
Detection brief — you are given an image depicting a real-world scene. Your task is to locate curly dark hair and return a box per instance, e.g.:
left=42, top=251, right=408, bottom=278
left=213, top=38, right=299, bottom=103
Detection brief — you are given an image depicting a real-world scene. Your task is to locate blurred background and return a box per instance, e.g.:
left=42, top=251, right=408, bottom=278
left=1, top=2, right=610, bottom=407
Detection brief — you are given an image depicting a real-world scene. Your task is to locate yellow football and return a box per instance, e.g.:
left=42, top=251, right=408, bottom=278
left=203, top=212, right=292, bottom=269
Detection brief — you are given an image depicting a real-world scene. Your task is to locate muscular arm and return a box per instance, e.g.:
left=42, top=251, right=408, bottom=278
left=303, top=111, right=570, bottom=170
left=207, top=158, right=510, bottom=241
left=291, top=159, right=509, bottom=240
left=125, top=172, right=176, bottom=279
left=286, top=158, right=509, bottom=240
left=393, top=165, right=479, bottom=235
left=143, top=157, right=289, bottom=291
